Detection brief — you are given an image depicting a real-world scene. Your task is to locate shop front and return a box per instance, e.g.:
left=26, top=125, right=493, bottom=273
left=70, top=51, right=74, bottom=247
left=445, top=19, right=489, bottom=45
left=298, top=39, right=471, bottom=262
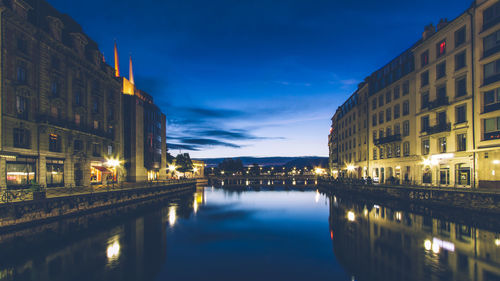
left=6, top=156, right=36, bottom=189
left=90, top=162, right=113, bottom=185
left=147, top=170, right=159, bottom=181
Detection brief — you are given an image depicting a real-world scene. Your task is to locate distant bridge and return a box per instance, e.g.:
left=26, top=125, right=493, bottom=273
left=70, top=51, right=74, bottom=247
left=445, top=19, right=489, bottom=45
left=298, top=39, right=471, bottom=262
left=207, top=175, right=319, bottom=187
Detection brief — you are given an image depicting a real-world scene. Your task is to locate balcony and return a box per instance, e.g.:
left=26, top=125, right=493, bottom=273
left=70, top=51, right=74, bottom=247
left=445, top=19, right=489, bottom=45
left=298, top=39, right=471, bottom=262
left=424, top=123, right=451, bottom=135
left=428, top=96, right=449, bottom=110
left=374, top=134, right=402, bottom=146
left=37, top=114, right=114, bottom=140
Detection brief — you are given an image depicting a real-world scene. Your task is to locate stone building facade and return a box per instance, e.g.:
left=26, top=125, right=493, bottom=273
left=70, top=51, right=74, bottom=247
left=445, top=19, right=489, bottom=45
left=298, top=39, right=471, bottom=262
left=0, top=0, right=123, bottom=189
left=328, top=0, right=500, bottom=188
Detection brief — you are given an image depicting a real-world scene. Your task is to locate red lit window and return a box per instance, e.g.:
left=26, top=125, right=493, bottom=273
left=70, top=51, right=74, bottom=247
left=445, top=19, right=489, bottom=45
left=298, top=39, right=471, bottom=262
left=438, top=40, right=446, bottom=57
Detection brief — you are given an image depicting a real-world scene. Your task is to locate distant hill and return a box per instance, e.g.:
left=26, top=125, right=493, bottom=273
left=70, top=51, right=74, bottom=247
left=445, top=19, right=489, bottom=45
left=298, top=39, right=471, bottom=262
left=194, top=156, right=329, bottom=168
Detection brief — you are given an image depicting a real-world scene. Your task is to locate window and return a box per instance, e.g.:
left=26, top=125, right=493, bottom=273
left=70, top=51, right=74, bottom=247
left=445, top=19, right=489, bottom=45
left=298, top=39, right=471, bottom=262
left=16, top=95, right=28, bottom=120
left=403, top=101, right=409, bottom=116
left=92, top=143, right=101, bottom=157
left=483, top=2, right=500, bottom=30
left=422, top=116, right=430, bottom=132
left=17, top=38, right=27, bottom=53
left=484, top=58, right=500, bottom=85
left=394, top=104, right=400, bottom=119
left=373, top=131, right=377, bottom=141
left=379, top=111, right=384, bottom=124
left=456, top=105, right=467, bottom=124
left=455, top=26, right=466, bottom=47
left=386, top=127, right=392, bottom=137
left=423, top=169, right=432, bottom=184
left=422, top=139, right=430, bottom=155
left=437, top=85, right=447, bottom=99
left=421, top=50, right=429, bottom=67
left=392, top=87, right=400, bottom=101
left=107, top=106, right=114, bottom=121
left=455, top=51, right=466, bottom=70
left=485, top=117, right=500, bottom=133
left=379, top=95, right=384, bottom=107
left=437, top=111, right=447, bottom=125
left=6, top=158, right=36, bottom=187
left=438, top=137, right=447, bottom=153
left=380, top=147, right=384, bottom=159
left=92, top=97, right=99, bottom=113
left=421, top=71, right=429, bottom=87
left=46, top=159, right=64, bottom=187
left=74, top=113, right=81, bottom=126
left=74, top=140, right=83, bottom=152
left=51, top=56, right=60, bottom=71
left=402, top=80, right=409, bottom=95
left=386, top=108, right=392, bottom=121
left=74, top=90, right=82, bottom=106
left=484, top=30, right=500, bottom=57
left=421, top=92, right=429, bottom=109
left=372, top=98, right=377, bottom=110
left=456, top=77, right=467, bottom=97
left=386, top=91, right=392, bottom=103
left=395, top=123, right=401, bottom=135
left=457, top=134, right=467, bottom=151
left=387, top=145, right=392, bottom=158
left=93, top=120, right=99, bottom=130
left=403, top=120, right=410, bottom=136
left=16, top=62, right=27, bottom=83
left=437, top=39, right=446, bottom=57
left=403, top=142, right=410, bottom=156
left=373, top=148, right=377, bottom=160
left=51, top=80, right=58, bottom=97
left=49, top=134, right=61, bottom=152
left=395, top=144, right=401, bottom=157
left=436, top=61, right=446, bottom=79
left=379, top=129, right=384, bottom=138
left=108, top=145, right=113, bottom=156
left=13, top=128, right=30, bottom=148
left=50, top=106, right=59, bottom=119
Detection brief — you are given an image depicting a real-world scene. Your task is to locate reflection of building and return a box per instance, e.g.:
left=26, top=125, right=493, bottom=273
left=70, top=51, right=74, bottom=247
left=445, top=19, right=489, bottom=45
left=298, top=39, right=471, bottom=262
left=328, top=0, right=500, bottom=188
left=0, top=0, right=123, bottom=188
left=328, top=194, right=500, bottom=281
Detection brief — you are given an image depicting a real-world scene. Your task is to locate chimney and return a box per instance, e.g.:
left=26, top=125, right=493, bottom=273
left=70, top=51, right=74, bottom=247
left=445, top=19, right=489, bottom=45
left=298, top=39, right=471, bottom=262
left=422, top=24, right=435, bottom=41
left=437, top=18, right=448, bottom=31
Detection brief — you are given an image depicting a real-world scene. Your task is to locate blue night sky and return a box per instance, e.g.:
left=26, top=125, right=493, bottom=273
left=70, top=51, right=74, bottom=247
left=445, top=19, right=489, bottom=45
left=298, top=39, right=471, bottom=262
left=49, top=0, right=471, bottom=158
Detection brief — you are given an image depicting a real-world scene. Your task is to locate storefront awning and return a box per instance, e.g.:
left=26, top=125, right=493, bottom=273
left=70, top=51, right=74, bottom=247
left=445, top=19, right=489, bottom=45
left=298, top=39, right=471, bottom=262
left=92, top=166, right=112, bottom=173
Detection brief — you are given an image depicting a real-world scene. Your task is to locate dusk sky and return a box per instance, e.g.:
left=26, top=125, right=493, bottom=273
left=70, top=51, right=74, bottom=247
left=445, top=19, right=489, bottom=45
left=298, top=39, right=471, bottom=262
left=49, top=0, right=471, bottom=158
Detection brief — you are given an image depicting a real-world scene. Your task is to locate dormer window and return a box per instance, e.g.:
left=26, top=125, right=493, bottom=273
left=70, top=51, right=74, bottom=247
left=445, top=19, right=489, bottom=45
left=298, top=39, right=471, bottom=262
left=47, top=16, right=64, bottom=41
left=12, top=0, right=32, bottom=20
left=70, top=33, right=88, bottom=57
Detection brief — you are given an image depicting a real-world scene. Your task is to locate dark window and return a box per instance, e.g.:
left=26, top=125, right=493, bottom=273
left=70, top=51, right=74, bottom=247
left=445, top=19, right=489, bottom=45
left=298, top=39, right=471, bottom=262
left=403, top=101, right=409, bottom=115
left=386, top=91, right=392, bottom=103
left=74, top=90, right=82, bottom=106
left=379, top=95, right=384, bottom=107
left=379, top=111, right=384, bottom=124
left=456, top=77, right=467, bottom=97
left=456, top=105, right=467, bottom=124
left=484, top=87, right=500, bottom=113
left=483, top=2, right=500, bottom=31
left=13, top=128, right=30, bottom=148
left=484, top=30, right=500, bottom=57
left=394, top=123, right=400, bottom=135
left=49, top=134, right=61, bottom=152
left=386, top=108, right=392, bottom=121
left=436, top=61, right=446, bottom=79
left=92, top=98, right=99, bottom=113
left=16, top=96, right=28, bottom=120
left=373, top=148, right=377, bottom=160
left=74, top=140, right=83, bottom=152
left=403, top=120, right=410, bottom=136
left=457, top=134, right=467, bottom=151
left=455, top=51, right=466, bottom=70
left=455, top=26, right=466, bottom=47
left=17, top=38, right=27, bottom=53
left=421, top=71, right=429, bottom=87
left=437, top=85, right=447, bottom=99
left=437, top=111, right=447, bottom=126
left=107, top=106, right=114, bottom=121
left=394, top=104, right=400, bottom=119
left=92, top=143, right=101, bottom=157
left=484, top=58, right=500, bottom=85
left=437, top=39, right=446, bottom=57
left=403, top=142, right=410, bottom=156
left=439, top=137, right=447, bottom=153
left=402, top=80, right=409, bottom=95
left=421, top=92, right=429, bottom=109
left=51, top=56, right=60, bottom=71
left=422, top=116, right=430, bottom=132
left=17, top=62, right=27, bottom=83
left=51, top=81, right=58, bottom=97
left=394, top=86, right=400, bottom=100
left=421, top=50, right=429, bottom=67
left=372, top=98, right=377, bottom=110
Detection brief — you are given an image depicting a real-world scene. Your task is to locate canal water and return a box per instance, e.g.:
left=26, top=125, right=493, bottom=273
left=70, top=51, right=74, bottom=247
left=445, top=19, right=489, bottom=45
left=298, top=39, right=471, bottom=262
left=0, top=186, right=499, bottom=281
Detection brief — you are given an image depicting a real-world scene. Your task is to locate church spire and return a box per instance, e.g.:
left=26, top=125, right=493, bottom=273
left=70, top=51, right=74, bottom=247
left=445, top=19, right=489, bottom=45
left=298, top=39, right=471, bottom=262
left=129, top=55, right=135, bottom=85
left=114, top=41, right=120, bottom=77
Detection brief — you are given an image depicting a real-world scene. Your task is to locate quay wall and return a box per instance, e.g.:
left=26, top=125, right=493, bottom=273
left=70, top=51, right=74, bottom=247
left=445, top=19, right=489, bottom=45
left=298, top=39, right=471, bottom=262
left=0, top=181, right=197, bottom=231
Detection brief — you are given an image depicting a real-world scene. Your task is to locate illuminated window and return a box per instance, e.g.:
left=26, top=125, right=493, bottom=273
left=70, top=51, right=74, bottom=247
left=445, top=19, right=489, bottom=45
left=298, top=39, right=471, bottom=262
left=438, top=137, right=447, bottom=153
left=422, top=139, right=430, bottom=155
left=49, top=134, right=61, bottom=152
left=75, top=113, right=81, bottom=126
left=437, top=39, right=446, bottom=57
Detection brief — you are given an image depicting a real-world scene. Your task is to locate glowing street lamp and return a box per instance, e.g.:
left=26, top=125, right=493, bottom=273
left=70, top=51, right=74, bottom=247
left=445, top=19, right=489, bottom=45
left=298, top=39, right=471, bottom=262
left=168, top=165, right=177, bottom=172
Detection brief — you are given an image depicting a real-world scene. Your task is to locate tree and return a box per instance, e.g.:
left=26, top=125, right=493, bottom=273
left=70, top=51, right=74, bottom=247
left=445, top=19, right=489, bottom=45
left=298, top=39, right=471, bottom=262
left=166, top=151, right=175, bottom=164
left=175, top=153, right=193, bottom=177
left=218, top=158, right=244, bottom=174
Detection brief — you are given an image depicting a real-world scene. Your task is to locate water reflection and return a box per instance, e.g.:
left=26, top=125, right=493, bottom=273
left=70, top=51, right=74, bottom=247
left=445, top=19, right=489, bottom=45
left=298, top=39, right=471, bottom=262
left=328, top=193, right=500, bottom=281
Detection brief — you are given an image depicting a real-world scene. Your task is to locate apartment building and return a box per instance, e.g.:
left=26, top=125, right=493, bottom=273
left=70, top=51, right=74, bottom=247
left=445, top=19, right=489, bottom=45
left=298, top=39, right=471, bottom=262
left=328, top=0, right=500, bottom=188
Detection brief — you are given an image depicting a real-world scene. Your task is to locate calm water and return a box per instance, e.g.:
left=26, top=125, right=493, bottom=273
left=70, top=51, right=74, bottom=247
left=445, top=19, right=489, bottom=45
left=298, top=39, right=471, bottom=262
left=0, top=186, right=499, bottom=281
